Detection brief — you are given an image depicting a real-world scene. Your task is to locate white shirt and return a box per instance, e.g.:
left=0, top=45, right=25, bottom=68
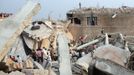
left=42, top=49, right=48, bottom=59
left=17, top=56, right=22, bottom=63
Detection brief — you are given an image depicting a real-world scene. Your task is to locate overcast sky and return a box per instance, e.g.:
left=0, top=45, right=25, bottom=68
left=0, top=0, right=134, bottom=20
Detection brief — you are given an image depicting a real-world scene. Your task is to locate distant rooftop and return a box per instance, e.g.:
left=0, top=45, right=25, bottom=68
left=67, top=6, right=134, bottom=14
left=0, top=13, right=13, bottom=19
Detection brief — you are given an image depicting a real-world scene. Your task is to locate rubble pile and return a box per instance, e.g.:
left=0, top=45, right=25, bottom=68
left=0, top=71, right=25, bottom=75
left=0, top=0, right=134, bottom=75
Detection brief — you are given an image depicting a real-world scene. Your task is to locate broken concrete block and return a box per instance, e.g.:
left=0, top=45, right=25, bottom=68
left=0, top=62, right=9, bottom=73
left=9, top=71, right=25, bottom=75
left=0, top=71, right=8, bottom=75
left=22, top=69, right=48, bottom=75
left=76, top=53, right=92, bottom=72
left=24, top=58, right=34, bottom=69
left=0, top=0, right=41, bottom=61
left=90, top=58, right=134, bottom=75
left=94, top=45, right=130, bottom=66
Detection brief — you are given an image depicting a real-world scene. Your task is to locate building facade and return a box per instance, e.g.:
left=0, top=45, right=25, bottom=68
left=67, top=6, right=134, bottom=40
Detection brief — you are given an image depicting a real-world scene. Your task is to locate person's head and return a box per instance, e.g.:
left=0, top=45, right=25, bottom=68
left=17, top=55, right=19, bottom=58
left=48, top=49, right=51, bottom=51
left=37, top=48, right=39, bottom=51
left=9, top=55, right=12, bottom=58
left=38, top=48, right=42, bottom=51
left=32, top=49, right=35, bottom=52
left=43, top=47, right=46, bottom=50
left=13, top=56, right=15, bottom=58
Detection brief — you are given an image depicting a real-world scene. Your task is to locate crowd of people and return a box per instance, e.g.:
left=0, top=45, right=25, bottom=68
left=4, top=34, right=98, bottom=71
left=30, top=47, right=52, bottom=69
left=0, top=13, right=12, bottom=18
left=5, top=55, right=23, bottom=71
left=4, top=46, right=52, bottom=72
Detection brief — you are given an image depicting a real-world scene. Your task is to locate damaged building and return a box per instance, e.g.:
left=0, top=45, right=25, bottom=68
left=67, top=6, right=134, bottom=40
left=1, top=0, right=134, bottom=75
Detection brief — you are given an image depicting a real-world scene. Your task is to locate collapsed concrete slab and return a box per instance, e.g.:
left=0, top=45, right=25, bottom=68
left=22, top=69, right=48, bottom=75
left=0, top=71, right=8, bottom=75
left=88, top=59, right=134, bottom=75
left=94, top=45, right=130, bottom=66
left=34, top=61, right=44, bottom=70
left=0, top=71, right=25, bottom=75
left=0, top=0, right=41, bottom=61
left=76, top=53, right=93, bottom=72
left=75, top=45, right=130, bottom=72
left=9, top=71, right=25, bottom=75
left=57, top=32, right=72, bottom=75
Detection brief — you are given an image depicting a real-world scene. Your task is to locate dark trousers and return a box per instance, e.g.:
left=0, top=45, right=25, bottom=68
left=37, top=57, right=43, bottom=62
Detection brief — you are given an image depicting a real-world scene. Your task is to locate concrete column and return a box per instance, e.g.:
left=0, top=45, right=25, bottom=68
left=57, top=32, right=72, bottom=75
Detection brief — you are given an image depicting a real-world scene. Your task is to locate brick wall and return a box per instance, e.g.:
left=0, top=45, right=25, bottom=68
left=68, top=13, right=134, bottom=40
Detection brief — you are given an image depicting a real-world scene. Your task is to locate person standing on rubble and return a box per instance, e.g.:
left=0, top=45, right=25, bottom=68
left=78, top=35, right=88, bottom=45
left=77, top=49, right=83, bottom=58
left=90, top=44, right=97, bottom=57
left=71, top=50, right=78, bottom=62
left=101, top=28, right=104, bottom=34
left=44, top=49, right=52, bottom=69
left=16, top=55, right=23, bottom=70
left=42, top=47, right=48, bottom=60
left=31, top=49, right=36, bottom=61
left=36, top=48, right=44, bottom=63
